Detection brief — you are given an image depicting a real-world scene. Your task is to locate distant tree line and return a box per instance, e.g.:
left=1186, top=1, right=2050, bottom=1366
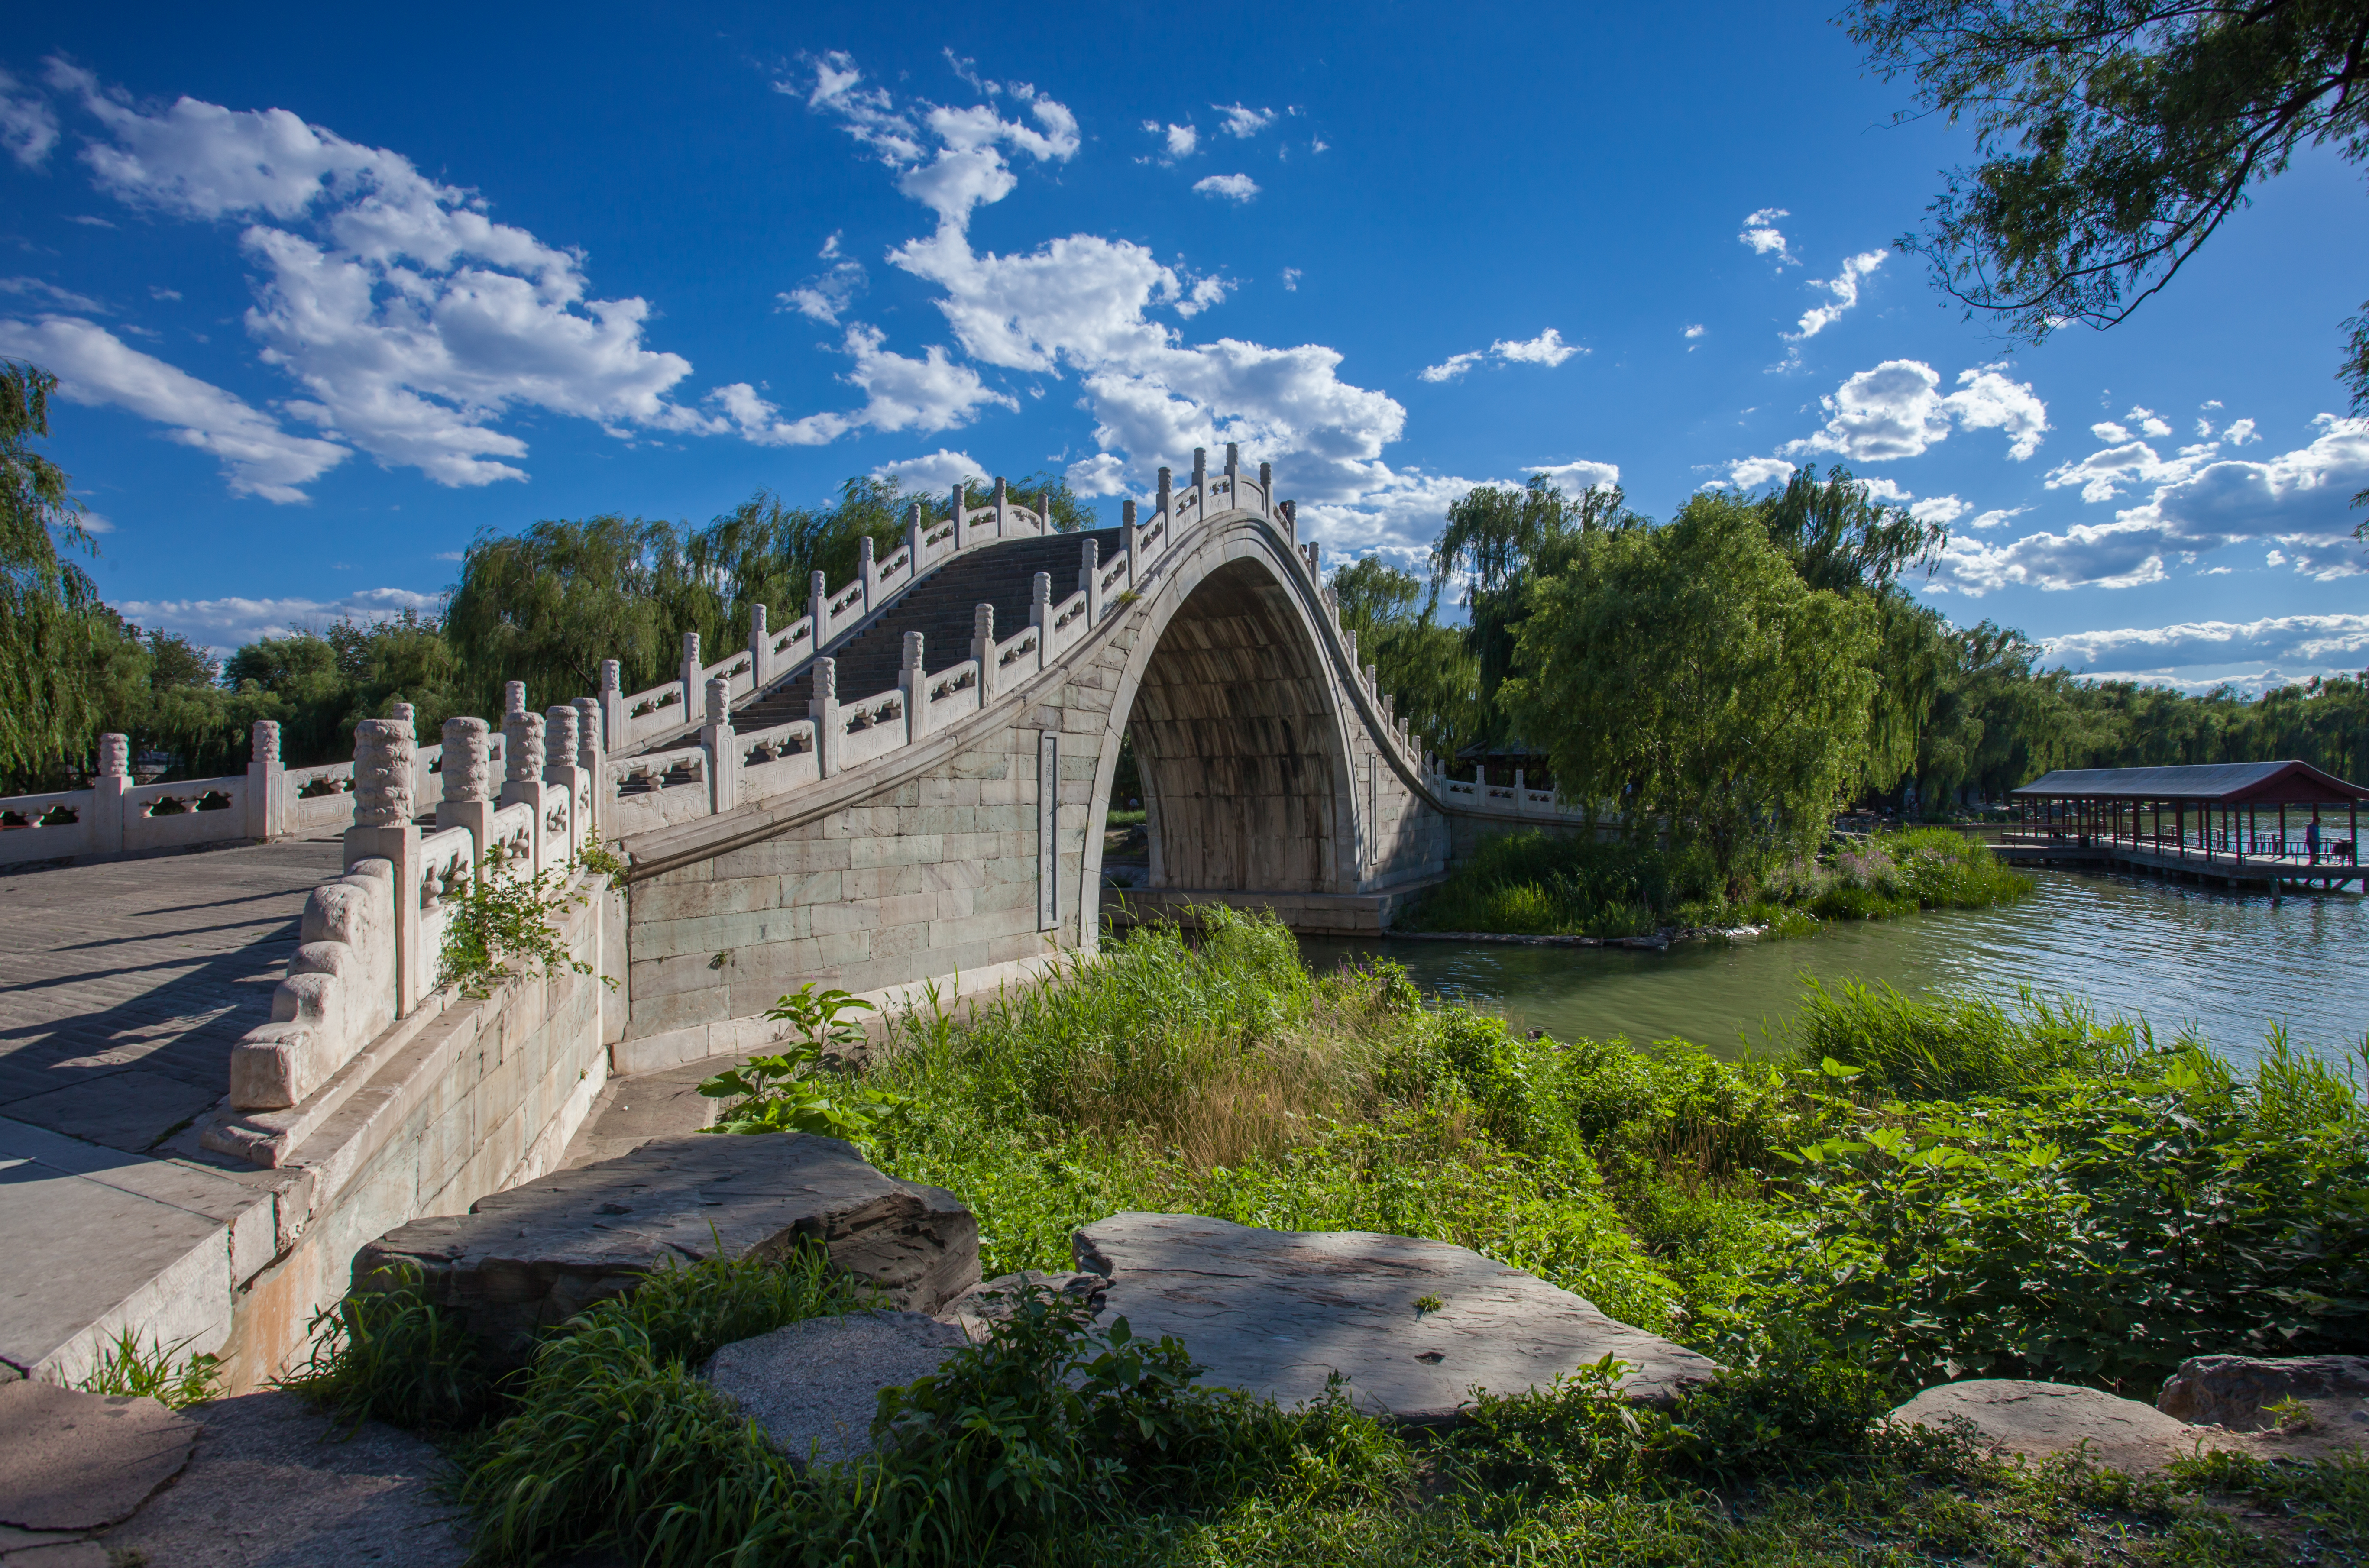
left=1346, top=468, right=2368, bottom=894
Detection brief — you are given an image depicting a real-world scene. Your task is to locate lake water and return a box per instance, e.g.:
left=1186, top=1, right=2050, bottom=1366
left=1300, top=868, right=2368, bottom=1073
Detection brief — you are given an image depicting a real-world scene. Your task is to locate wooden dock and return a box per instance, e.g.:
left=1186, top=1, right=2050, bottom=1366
left=1992, top=832, right=2363, bottom=892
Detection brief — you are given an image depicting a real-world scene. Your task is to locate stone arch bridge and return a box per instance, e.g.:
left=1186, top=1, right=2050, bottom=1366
left=592, top=444, right=1581, bottom=1068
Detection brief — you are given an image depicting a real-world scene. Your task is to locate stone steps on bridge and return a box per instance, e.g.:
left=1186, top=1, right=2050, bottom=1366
left=639, top=527, right=1123, bottom=755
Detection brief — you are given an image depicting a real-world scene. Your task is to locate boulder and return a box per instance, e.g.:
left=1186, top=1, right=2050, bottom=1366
left=705, top=1310, right=971, bottom=1467
left=1888, top=1379, right=2232, bottom=1473
left=1070, top=1212, right=1718, bottom=1423
left=356, top=1133, right=978, bottom=1368
left=97, top=1390, right=469, bottom=1568
left=0, top=1380, right=198, bottom=1531
left=2156, top=1354, right=2369, bottom=1432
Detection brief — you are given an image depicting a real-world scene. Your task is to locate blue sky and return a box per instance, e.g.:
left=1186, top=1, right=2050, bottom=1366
left=3, top=1, right=2363, bottom=691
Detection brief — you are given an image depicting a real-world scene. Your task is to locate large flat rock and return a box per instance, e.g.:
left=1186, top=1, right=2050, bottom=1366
left=356, top=1133, right=977, bottom=1368
left=97, top=1390, right=468, bottom=1567
left=1889, top=1379, right=2235, bottom=1473
left=1071, top=1212, right=1718, bottom=1423
left=0, top=1380, right=198, bottom=1530
left=706, top=1309, right=971, bottom=1467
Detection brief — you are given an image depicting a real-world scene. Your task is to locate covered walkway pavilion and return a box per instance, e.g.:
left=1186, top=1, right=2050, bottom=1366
left=2003, top=761, right=2366, bottom=892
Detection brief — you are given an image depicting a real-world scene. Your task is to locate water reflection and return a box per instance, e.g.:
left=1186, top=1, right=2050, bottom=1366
left=1300, top=869, right=2368, bottom=1071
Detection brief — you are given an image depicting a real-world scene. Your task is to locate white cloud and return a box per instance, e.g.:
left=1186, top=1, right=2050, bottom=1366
left=2044, top=614, right=2369, bottom=678
left=56, top=67, right=717, bottom=487
left=1420, top=327, right=1582, bottom=382
left=1909, top=495, right=1969, bottom=526
left=710, top=323, right=1014, bottom=446
left=1684, top=323, right=1706, bottom=339
left=1213, top=103, right=1275, bottom=138
left=1494, top=328, right=1581, bottom=367
left=1529, top=459, right=1620, bottom=495
left=796, top=53, right=1426, bottom=551
left=1784, top=360, right=2049, bottom=464
left=2226, top=417, right=2258, bottom=444
left=1724, top=456, right=1796, bottom=490
left=1789, top=249, right=1887, bottom=340
left=1942, top=367, right=2050, bottom=460
left=870, top=447, right=984, bottom=494
left=780, top=261, right=867, bottom=324
left=0, top=276, right=107, bottom=313
left=1419, top=350, right=1485, bottom=385
left=1143, top=120, right=1197, bottom=159
left=1281, top=267, right=1301, bottom=291
left=1738, top=207, right=1796, bottom=265
left=0, top=314, right=349, bottom=501
left=1939, top=416, right=2369, bottom=592
left=118, top=585, right=440, bottom=650
left=804, top=54, right=1078, bottom=228
left=0, top=68, right=58, bottom=167
left=1859, top=477, right=1911, bottom=502
left=1192, top=172, right=1259, bottom=202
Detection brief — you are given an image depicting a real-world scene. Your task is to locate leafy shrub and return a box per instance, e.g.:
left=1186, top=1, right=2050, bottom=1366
left=699, top=983, right=906, bottom=1137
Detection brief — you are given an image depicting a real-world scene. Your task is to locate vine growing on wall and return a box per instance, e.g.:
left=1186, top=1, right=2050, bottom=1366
left=437, top=846, right=624, bottom=999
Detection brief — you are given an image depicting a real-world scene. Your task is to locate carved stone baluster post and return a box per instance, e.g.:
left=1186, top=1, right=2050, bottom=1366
left=902, top=631, right=926, bottom=743
left=501, top=707, right=549, bottom=873
left=1121, top=498, right=1139, bottom=589
left=701, top=672, right=729, bottom=810
left=1192, top=446, right=1207, bottom=517
left=1305, top=536, right=1320, bottom=580
left=1260, top=459, right=1275, bottom=521
left=437, top=718, right=496, bottom=887
left=993, top=475, right=1010, bottom=538
left=808, top=569, right=827, bottom=641
left=679, top=632, right=701, bottom=725
left=858, top=533, right=877, bottom=613
left=91, top=731, right=129, bottom=856
left=699, top=677, right=732, bottom=813
left=1155, top=466, right=1171, bottom=540
left=599, top=660, right=625, bottom=758
left=809, top=658, right=841, bottom=779
left=347, top=714, right=421, bottom=1016
left=504, top=680, right=527, bottom=718
left=1281, top=498, right=1297, bottom=542
left=544, top=705, right=583, bottom=864
left=1029, top=571, right=1052, bottom=672
left=1224, top=441, right=1240, bottom=508
left=572, top=696, right=605, bottom=841
left=949, top=482, right=967, bottom=552
left=906, top=500, right=924, bottom=572
left=1081, top=537, right=1101, bottom=625
left=246, top=719, right=285, bottom=842
left=748, top=603, right=770, bottom=689
left=971, top=604, right=996, bottom=708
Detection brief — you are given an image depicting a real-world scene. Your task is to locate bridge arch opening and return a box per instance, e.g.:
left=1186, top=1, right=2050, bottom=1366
left=1117, top=557, right=1353, bottom=895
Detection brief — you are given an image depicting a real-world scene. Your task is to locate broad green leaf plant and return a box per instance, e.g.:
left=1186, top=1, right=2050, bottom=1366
left=698, top=982, right=908, bottom=1137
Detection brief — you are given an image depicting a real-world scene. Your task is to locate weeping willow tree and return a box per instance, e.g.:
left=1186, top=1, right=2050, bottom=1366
left=1429, top=475, right=1643, bottom=750
left=0, top=361, right=104, bottom=788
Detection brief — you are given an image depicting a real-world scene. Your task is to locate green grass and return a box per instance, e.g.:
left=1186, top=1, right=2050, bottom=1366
left=1401, top=825, right=2032, bottom=938
left=284, top=909, right=2369, bottom=1565
left=78, top=1326, right=221, bottom=1409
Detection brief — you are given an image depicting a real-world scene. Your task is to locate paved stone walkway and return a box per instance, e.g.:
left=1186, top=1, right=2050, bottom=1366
left=0, top=838, right=345, bottom=1155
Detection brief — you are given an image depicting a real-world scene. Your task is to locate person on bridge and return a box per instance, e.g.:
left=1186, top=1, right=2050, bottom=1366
left=2308, top=816, right=2321, bottom=864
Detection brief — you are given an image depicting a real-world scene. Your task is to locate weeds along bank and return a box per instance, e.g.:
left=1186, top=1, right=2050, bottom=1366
left=1401, top=825, right=2033, bottom=939
left=272, top=908, right=2369, bottom=1565
left=857, top=909, right=2368, bottom=1395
